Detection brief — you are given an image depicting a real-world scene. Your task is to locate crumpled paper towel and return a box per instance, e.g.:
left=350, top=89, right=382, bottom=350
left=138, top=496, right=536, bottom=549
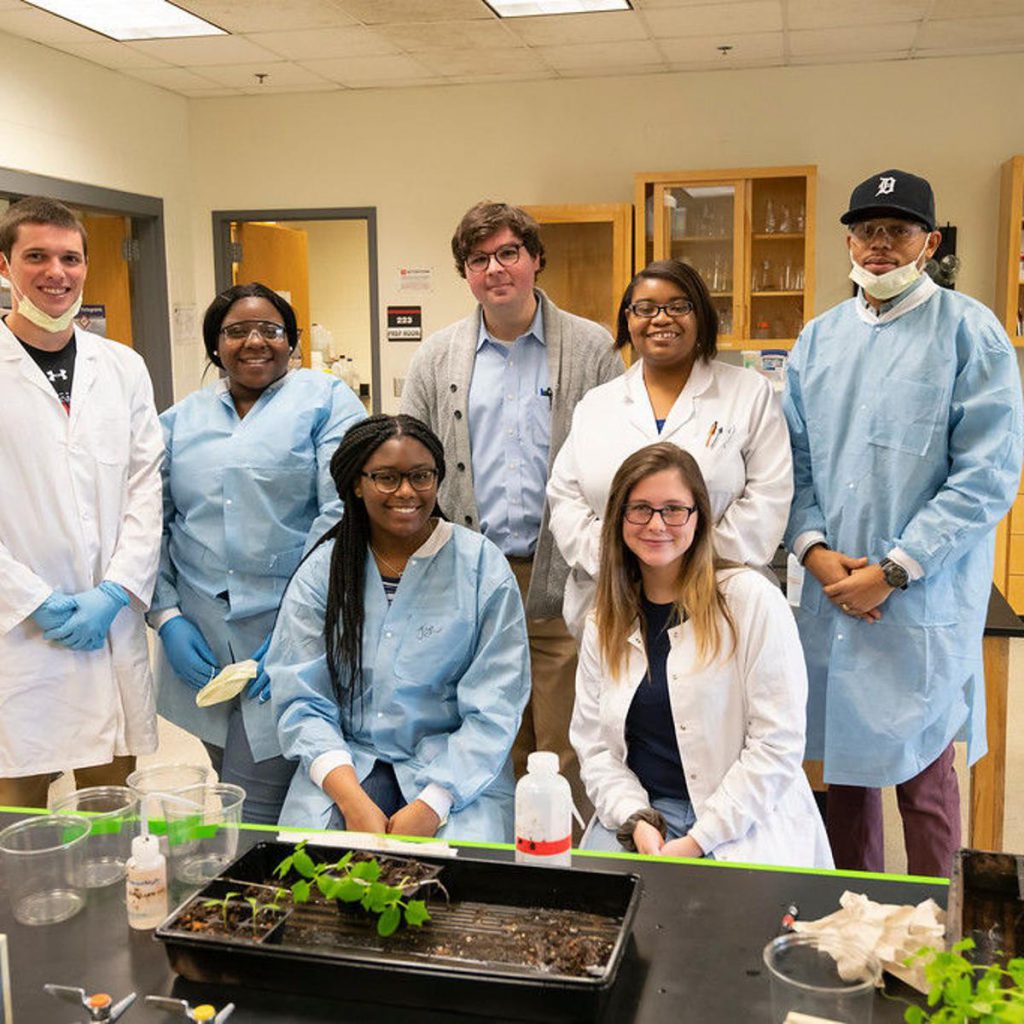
left=793, top=890, right=945, bottom=993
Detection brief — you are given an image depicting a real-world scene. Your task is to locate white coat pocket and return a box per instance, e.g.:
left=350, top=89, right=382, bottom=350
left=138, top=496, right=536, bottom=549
left=867, top=379, right=944, bottom=457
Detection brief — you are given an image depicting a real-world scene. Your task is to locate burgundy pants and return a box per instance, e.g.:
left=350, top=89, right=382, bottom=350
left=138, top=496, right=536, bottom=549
left=825, top=742, right=960, bottom=877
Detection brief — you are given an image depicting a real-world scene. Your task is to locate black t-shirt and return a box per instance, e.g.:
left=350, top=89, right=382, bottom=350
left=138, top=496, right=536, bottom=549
left=625, top=595, right=690, bottom=803
left=16, top=329, right=76, bottom=411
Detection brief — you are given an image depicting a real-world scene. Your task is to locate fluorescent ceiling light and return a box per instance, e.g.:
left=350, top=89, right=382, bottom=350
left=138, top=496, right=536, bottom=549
left=682, top=187, right=735, bottom=199
left=22, top=0, right=225, bottom=41
left=486, top=0, right=631, bottom=17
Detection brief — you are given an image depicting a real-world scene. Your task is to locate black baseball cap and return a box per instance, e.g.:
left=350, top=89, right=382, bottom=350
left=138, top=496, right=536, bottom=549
left=840, top=169, right=936, bottom=232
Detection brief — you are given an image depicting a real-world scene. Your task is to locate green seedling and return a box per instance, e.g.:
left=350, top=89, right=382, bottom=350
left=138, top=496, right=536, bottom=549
left=902, top=939, right=1024, bottom=1023
left=203, top=890, right=241, bottom=928
left=274, top=841, right=432, bottom=938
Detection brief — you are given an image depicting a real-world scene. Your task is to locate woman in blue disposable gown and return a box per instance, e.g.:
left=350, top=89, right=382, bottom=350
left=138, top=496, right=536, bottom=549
left=150, top=282, right=366, bottom=823
left=270, top=414, right=530, bottom=841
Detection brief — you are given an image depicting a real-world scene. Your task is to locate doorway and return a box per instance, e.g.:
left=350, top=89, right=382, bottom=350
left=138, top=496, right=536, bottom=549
left=212, top=208, right=379, bottom=413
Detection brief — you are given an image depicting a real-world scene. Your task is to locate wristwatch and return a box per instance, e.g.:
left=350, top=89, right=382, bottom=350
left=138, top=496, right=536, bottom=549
left=879, top=557, right=909, bottom=590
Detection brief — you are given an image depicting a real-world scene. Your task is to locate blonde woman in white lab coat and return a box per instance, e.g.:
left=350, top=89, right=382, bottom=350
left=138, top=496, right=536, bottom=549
left=570, top=443, right=831, bottom=867
left=547, top=259, right=792, bottom=638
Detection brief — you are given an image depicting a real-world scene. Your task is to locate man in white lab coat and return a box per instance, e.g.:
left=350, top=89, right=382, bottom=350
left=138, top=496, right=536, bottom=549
left=0, top=196, right=163, bottom=807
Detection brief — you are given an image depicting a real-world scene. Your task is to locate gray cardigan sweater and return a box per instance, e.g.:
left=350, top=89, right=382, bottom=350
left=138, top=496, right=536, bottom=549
left=401, top=290, right=622, bottom=619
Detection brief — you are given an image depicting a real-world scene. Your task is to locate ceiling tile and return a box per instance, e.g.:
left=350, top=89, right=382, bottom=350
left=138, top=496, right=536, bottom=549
left=0, top=8, right=108, bottom=44
left=175, top=0, right=357, bottom=33
left=247, top=26, right=399, bottom=60
left=300, top=52, right=437, bottom=84
left=42, top=38, right=171, bottom=69
left=126, top=34, right=283, bottom=66
left=789, top=23, right=917, bottom=57
left=190, top=60, right=335, bottom=88
left=658, top=30, right=782, bottom=62
left=634, top=0, right=762, bottom=7
left=916, top=15, right=1024, bottom=50
left=376, top=19, right=521, bottom=51
left=336, top=0, right=496, bottom=24
left=238, top=80, right=341, bottom=94
left=120, top=65, right=223, bottom=91
left=444, top=68, right=559, bottom=83
left=641, top=1, right=783, bottom=38
left=537, top=38, right=666, bottom=70
left=787, top=0, right=929, bottom=31
left=414, top=45, right=549, bottom=76
left=930, top=0, right=1024, bottom=18
left=503, top=9, right=647, bottom=44
left=181, top=87, right=242, bottom=97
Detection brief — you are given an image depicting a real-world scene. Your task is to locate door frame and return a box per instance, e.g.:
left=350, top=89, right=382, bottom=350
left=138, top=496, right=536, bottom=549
left=212, top=207, right=381, bottom=414
left=0, top=166, right=173, bottom=410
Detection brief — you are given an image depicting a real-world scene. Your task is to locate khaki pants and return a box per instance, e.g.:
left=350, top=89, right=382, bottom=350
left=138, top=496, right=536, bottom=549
left=507, top=558, right=592, bottom=835
left=0, top=756, right=136, bottom=809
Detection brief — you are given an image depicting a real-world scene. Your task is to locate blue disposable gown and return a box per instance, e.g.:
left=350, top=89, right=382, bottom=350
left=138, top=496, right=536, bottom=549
left=783, top=281, right=1023, bottom=786
left=271, top=524, right=530, bottom=842
left=151, top=370, right=366, bottom=759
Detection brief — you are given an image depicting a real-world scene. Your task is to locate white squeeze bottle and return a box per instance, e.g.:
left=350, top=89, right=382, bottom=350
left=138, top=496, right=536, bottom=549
left=126, top=831, right=168, bottom=929
left=515, top=751, right=572, bottom=867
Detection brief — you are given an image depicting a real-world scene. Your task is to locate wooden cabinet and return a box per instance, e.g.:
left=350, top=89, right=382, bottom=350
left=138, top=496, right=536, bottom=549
left=995, top=155, right=1024, bottom=342
left=523, top=203, right=632, bottom=338
left=634, top=166, right=816, bottom=349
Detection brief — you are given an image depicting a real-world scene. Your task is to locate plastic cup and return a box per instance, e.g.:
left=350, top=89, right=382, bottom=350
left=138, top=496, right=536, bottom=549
left=162, top=783, right=245, bottom=885
left=126, top=762, right=213, bottom=849
left=0, top=814, right=91, bottom=925
left=763, top=933, right=881, bottom=1023
left=49, top=786, right=137, bottom=887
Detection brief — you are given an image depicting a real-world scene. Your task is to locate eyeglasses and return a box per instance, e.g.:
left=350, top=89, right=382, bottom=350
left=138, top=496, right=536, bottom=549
left=361, top=468, right=439, bottom=493
left=623, top=502, right=697, bottom=526
left=465, top=242, right=526, bottom=274
left=220, top=320, right=288, bottom=342
left=627, top=300, right=694, bottom=319
left=849, top=222, right=925, bottom=245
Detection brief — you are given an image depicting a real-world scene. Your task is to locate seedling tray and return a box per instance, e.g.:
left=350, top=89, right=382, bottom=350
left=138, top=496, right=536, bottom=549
left=947, top=848, right=1024, bottom=966
left=156, top=840, right=642, bottom=1022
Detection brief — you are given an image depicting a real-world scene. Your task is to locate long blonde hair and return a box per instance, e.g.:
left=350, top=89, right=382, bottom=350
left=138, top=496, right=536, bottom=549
left=595, top=443, right=735, bottom=679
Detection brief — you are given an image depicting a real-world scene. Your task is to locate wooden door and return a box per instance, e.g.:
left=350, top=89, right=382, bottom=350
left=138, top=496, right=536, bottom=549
left=80, top=213, right=133, bottom=347
left=233, top=222, right=311, bottom=366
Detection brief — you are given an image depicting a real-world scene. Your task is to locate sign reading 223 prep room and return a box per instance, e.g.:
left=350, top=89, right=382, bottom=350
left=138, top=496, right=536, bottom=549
left=387, top=306, right=422, bottom=342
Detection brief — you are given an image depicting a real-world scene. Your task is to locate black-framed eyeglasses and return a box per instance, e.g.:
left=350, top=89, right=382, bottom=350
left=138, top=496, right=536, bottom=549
left=220, top=319, right=288, bottom=342
left=849, top=221, right=925, bottom=245
left=623, top=502, right=697, bottom=526
left=465, top=242, right=526, bottom=274
left=627, top=300, right=694, bottom=319
left=361, top=468, right=439, bottom=493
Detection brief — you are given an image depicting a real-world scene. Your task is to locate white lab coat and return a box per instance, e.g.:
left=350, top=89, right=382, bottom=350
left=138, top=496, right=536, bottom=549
left=0, top=321, right=163, bottom=776
left=570, top=569, right=832, bottom=868
left=547, top=358, right=792, bottom=638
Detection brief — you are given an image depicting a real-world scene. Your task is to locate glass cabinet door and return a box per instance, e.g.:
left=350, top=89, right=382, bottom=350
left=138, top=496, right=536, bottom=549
left=653, top=182, right=742, bottom=343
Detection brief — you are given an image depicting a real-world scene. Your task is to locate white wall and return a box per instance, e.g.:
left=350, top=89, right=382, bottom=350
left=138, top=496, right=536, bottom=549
left=0, top=30, right=200, bottom=395
left=186, top=52, right=1024, bottom=410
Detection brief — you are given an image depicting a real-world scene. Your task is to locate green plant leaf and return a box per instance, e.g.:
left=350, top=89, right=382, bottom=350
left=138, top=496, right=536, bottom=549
left=273, top=854, right=294, bottom=879
left=333, top=851, right=353, bottom=871
left=291, top=879, right=311, bottom=903
left=377, top=905, right=401, bottom=937
left=404, top=899, right=430, bottom=927
left=316, top=874, right=336, bottom=898
left=350, top=859, right=381, bottom=883
left=293, top=847, right=316, bottom=879
left=334, top=878, right=364, bottom=903
left=904, top=1006, right=925, bottom=1024
left=364, top=882, right=393, bottom=914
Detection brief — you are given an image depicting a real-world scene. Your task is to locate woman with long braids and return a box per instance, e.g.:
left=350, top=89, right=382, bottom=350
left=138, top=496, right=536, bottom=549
left=571, top=443, right=831, bottom=866
left=270, top=414, right=530, bottom=839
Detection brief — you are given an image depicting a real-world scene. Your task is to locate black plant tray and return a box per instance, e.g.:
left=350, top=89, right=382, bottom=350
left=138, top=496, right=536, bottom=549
left=156, top=840, right=642, bottom=1022
left=947, top=848, right=1024, bottom=966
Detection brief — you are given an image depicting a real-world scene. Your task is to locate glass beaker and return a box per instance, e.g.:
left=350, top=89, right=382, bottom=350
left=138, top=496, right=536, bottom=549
left=50, top=786, right=136, bottom=887
left=162, top=783, right=245, bottom=885
left=0, top=814, right=91, bottom=925
left=763, top=933, right=881, bottom=1023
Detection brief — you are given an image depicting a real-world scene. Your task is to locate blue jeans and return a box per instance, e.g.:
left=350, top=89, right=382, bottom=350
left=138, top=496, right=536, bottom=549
left=325, top=760, right=405, bottom=830
left=203, top=703, right=296, bottom=826
left=581, top=796, right=701, bottom=853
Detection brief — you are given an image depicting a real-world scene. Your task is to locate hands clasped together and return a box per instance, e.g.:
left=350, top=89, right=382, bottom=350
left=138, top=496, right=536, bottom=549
left=803, top=546, right=894, bottom=622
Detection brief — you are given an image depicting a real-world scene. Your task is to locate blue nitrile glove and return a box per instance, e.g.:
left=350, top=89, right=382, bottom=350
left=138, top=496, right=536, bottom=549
left=159, top=616, right=220, bottom=691
left=245, top=633, right=273, bottom=704
left=30, top=591, right=78, bottom=632
left=43, top=582, right=129, bottom=651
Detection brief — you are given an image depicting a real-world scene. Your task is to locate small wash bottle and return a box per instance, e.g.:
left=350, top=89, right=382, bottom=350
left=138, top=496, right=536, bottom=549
left=126, top=832, right=168, bottom=929
left=515, top=751, right=572, bottom=867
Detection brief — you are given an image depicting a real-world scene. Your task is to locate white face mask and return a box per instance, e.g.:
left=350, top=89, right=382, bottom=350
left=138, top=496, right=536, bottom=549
left=848, top=235, right=931, bottom=301
left=8, top=277, right=83, bottom=333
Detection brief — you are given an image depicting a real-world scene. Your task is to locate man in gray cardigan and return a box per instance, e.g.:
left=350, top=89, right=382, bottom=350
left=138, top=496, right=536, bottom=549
left=402, top=201, right=622, bottom=821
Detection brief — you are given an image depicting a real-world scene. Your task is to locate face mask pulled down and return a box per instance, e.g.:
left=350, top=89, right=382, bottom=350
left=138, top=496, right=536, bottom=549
left=848, top=235, right=931, bottom=302
left=8, top=278, right=83, bottom=333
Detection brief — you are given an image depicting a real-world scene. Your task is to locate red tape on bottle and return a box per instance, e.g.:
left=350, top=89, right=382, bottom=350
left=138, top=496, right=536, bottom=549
left=516, top=835, right=571, bottom=856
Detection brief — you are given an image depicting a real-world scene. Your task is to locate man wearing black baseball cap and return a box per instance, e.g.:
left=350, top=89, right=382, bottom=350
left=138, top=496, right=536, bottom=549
left=782, top=169, right=1024, bottom=875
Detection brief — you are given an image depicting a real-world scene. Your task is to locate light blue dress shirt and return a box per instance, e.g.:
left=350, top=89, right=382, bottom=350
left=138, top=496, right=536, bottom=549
left=272, top=523, right=530, bottom=841
left=467, top=297, right=549, bottom=558
left=783, top=280, right=1023, bottom=787
left=151, top=369, right=366, bottom=757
